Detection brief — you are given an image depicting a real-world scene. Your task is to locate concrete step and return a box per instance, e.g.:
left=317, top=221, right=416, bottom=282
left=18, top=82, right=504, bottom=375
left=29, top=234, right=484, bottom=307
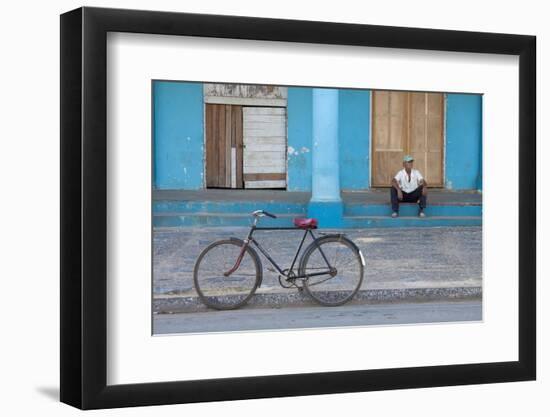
left=153, top=197, right=482, bottom=228
left=344, top=203, right=481, bottom=217
left=342, top=215, right=481, bottom=228
left=154, top=211, right=481, bottom=228
left=155, top=200, right=480, bottom=217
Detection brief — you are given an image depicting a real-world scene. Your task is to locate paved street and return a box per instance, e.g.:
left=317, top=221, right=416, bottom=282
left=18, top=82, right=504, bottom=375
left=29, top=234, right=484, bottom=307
left=154, top=226, right=482, bottom=298
left=153, top=300, right=482, bottom=334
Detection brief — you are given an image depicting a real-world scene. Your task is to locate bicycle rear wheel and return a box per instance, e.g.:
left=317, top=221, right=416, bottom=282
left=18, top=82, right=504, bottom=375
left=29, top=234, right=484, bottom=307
left=194, top=239, right=261, bottom=310
left=299, top=235, right=364, bottom=306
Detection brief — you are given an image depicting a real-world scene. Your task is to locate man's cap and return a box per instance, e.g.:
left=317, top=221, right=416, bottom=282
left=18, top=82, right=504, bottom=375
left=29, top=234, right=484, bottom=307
left=403, top=155, right=414, bottom=162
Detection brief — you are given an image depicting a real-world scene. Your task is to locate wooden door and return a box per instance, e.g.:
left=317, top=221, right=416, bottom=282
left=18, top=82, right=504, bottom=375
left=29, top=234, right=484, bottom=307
left=372, top=91, right=409, bottom=187
left=242, top=107, right=287, bottom=189
left=372, top=91, right=444, bottom=187
left=205, top=104, right=243, bottom=188
left=409, top=92, right=444, bottom=186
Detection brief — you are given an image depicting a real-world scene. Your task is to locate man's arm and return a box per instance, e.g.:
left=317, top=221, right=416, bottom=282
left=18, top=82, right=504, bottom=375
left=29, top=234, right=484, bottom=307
left=391, top=178, right=403, bottom=199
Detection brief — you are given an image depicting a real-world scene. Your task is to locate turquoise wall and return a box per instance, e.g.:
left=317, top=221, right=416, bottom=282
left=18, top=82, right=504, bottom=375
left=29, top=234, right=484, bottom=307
left=153, top=81, right=204, bottom=189
left=287, top=88, right=371, bottom=192
left=445, top=94, right=483, bottom=190
left=339, top=89, right=370, bottom=190
left=151, top=83, right=482, bottom=192
left=287, top=88, right=313, bottom=191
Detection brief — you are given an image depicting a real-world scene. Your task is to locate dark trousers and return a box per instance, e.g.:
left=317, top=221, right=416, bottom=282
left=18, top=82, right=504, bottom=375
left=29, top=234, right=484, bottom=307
left=390, top=186, right=427, bottom=212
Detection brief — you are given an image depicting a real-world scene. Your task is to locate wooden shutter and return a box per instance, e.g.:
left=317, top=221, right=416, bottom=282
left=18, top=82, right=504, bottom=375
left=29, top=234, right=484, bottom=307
left=242, top=107, right=287, bottom=189
left=205, top=104, right=243, bottom=188
left=372, top=91, right=408, bottom=187
left=372, top=91, right=444, bottom=187
left=409, top=92, right=444, bottom=186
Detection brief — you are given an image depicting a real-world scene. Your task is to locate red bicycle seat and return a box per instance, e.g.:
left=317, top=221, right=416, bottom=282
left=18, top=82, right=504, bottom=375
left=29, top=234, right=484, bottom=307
left=293, top=217, right=318, bottom=229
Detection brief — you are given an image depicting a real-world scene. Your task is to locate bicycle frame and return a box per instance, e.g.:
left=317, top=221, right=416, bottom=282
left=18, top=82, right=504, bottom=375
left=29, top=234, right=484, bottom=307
left=223, top=223, right=334, bottom=280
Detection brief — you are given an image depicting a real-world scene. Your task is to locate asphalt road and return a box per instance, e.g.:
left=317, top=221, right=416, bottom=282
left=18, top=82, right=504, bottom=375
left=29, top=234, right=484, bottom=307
left=153, top=300, right=481, bottom=335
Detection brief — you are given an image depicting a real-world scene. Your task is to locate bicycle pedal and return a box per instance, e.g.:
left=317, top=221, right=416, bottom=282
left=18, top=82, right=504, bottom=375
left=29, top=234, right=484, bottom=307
left=266, top=266, right=276, bottom=273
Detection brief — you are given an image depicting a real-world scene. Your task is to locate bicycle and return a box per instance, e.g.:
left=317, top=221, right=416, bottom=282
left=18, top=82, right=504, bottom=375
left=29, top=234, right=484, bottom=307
left=193, top=210, right=365, bottom=310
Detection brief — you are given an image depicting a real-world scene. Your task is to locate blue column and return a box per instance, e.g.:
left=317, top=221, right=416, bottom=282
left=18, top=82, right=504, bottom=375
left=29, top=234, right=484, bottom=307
left=307, top=88, right=343, bottom=227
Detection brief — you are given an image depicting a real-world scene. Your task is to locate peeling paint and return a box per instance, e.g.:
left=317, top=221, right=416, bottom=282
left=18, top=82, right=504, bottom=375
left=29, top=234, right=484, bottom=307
left=287, top=145, right=305, bottom=157
left=204, top=83, right=287, bottom=99
left=287, top=87, right=313, bottom=191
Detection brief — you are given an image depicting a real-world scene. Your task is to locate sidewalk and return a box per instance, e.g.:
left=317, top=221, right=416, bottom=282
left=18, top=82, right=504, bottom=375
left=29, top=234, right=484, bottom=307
left=153, top=189, right=482, bottom=228
left=153, top=226, right=482, bottom=314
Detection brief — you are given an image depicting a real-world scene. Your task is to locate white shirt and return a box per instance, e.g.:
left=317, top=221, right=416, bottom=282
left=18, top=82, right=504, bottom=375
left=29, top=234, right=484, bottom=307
left=394, top=168, right=424, bottom=193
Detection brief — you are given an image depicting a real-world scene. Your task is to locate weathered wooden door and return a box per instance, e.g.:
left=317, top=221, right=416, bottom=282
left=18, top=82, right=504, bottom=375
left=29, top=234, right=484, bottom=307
left=371, top=91, right=408, bottom=187
left=242, top=107, right=287, bottom=189
left=409, top=92, right=444, bottom=186
left=372, top=91, right=444, bottom=187
left=205, top=104, right=243, bottom=188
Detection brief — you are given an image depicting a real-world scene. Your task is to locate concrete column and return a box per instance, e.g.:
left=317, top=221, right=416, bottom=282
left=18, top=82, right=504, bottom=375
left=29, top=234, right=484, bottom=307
left=307, top=88, right=343, bottom=227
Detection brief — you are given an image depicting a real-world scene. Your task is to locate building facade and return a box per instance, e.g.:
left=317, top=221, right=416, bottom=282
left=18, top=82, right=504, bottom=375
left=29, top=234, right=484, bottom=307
left=153, top=81, right=482, bottom=194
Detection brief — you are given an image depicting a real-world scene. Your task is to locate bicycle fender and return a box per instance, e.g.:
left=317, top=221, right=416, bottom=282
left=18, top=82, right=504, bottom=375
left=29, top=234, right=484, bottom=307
left=229, top=237, right=264, bottom=287
left=308, top=234, right=366, bottom=267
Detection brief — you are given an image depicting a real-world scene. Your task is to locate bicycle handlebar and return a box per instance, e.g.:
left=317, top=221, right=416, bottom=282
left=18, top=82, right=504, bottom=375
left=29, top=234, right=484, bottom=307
left=252, top=210, right=278, bottom=219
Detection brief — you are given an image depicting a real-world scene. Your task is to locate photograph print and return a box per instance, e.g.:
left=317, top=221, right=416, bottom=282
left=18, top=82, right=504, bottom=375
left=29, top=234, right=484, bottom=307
left=152, top=81, right=482, bottom=335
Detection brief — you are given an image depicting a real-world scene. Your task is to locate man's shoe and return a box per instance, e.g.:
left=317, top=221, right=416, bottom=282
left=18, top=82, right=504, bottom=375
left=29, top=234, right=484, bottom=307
left=419, top=209, right=426, bottom=218
left=391, top=212, right=398, bottom=218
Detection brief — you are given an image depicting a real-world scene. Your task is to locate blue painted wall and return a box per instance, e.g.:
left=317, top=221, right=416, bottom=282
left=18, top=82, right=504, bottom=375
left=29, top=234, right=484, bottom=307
left=445, top=94, right=483, bottom=190
left=287, top=88, right=371, bottom=192
left=153, top=81, right=204, bottom=189
left=287, top=88, right=313, bottom=191
left=339, top=89, right=370, bottom=190
left=151, top=82, right=482, bottom=192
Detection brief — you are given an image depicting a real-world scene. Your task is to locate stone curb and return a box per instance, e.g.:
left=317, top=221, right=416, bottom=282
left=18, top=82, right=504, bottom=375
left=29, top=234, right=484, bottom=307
left=154, top=286, right=482, bottom=314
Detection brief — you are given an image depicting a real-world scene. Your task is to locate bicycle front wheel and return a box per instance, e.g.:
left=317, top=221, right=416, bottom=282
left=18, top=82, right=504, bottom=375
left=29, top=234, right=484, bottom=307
left=194, top=239, right=261, bottom=310
left=299, top=235, right=364, bottom=307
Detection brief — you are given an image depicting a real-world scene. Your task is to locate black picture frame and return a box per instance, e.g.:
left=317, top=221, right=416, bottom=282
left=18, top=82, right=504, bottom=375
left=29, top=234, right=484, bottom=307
left=60, top=6, right=536, bottom=410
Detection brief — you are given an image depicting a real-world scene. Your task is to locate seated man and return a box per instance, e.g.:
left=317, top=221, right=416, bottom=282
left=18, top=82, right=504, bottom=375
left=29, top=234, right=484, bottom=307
left=390, top=155, right=428, bottom=218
